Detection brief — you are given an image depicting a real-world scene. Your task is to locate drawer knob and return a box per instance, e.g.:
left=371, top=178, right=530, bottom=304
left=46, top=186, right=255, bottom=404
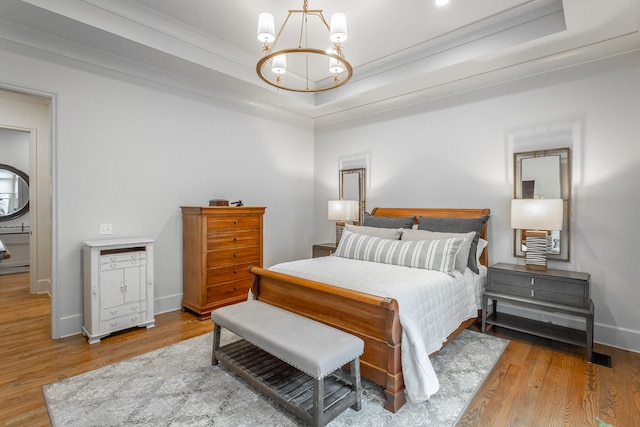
left=234, top=253, right=238, bottom=258
left=233, top=220, right=237, bottom=225
left=233, top=286, right=237, bottom=291
left=233, top=270, right=238, bottom=274
left=233, top=237, right=237, bottom=241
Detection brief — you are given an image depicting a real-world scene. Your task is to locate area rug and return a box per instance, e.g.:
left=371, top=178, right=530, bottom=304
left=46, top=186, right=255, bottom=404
left=43, top=329, right=508, bottom=426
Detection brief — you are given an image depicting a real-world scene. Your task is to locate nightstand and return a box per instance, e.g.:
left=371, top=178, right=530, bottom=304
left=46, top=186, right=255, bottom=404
left=312, top=243, right=337, bottom=258
left=482, top=262, right=594, bottom=361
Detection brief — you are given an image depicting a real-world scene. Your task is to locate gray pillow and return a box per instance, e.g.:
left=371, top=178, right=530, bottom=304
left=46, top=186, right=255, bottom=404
left=363, top=212, right=416, bottom=229
left=345, top=224, right=402, bottom=240
left=417, top=215, right=490, bottom=273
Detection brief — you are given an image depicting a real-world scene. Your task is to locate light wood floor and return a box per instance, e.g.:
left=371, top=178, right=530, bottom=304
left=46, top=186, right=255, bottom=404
left=1, top=272, right=638, bottom=426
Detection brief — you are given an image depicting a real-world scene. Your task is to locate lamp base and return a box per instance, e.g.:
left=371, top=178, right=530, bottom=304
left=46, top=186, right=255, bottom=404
left=524, top=230, right=550, bottom=270
left=335, top=221, right=346, bottom=245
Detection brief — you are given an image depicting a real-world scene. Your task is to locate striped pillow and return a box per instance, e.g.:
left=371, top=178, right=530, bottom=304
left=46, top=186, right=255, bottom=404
left=334, top=230, right=463, bottom=276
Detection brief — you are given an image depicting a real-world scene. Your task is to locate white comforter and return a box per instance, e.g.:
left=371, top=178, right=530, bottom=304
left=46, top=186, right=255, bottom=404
left=269, top=256, right=484, bottom=402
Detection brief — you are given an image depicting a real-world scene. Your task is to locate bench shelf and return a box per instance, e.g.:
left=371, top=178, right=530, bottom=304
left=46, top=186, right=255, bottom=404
left=216, top=338, right=359, bottom=426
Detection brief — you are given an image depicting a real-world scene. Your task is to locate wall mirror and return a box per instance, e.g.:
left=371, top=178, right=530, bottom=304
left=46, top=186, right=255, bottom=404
left=0, top=164, right=30, bottom=221
left=339, top=168, right=366, bottom=225
left=514, top=147, right=570, bottom=261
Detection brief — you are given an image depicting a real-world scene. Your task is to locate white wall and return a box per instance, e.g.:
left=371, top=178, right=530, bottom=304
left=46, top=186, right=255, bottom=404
left=314, top=53, right=640, bottom=352
left=0, top=47, right=316, bottom=337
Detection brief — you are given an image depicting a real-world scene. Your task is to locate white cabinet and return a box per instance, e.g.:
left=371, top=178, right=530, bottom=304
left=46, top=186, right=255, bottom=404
left=83, top=237, right=155, bottom=344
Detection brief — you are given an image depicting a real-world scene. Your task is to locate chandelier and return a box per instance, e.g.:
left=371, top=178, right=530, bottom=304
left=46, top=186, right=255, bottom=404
left=256, top=1, right=352, bottom=93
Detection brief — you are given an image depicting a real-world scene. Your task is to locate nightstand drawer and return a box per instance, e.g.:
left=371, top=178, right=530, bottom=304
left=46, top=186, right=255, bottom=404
left=534, top=289, right=586, bottom=307
left=486, top=282, right=531, bottom=298
left=312, top=243, right=337, bottom=258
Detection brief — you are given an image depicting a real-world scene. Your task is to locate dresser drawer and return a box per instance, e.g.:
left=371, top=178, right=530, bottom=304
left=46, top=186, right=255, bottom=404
left=207, top=262, right=256, bottom=286
left=100, top=301, right=146, bottom=321
left=100, top=259, right=145, bottom=271
left=207, top=216, right=261, bottom=232
left=207, top=230, right=260, bottom=251
left=100, top=311, right=147, bottom=333
left=207, top=246, right=261, bottom=267
left=206, top=279, right=252, bottom=303
left=100, top=251, right=146, bottom=264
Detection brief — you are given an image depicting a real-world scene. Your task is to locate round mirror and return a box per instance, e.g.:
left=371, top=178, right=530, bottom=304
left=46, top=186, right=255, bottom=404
left=0, top=164, right=29, bottom=221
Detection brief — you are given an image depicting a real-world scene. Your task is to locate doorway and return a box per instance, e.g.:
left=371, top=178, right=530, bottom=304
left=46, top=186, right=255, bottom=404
left=0, top=88, right=53, bottom=333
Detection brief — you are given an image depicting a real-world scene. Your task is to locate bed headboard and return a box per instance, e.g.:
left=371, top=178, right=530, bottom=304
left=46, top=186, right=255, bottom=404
left=370, top=207, right=491, bottom=267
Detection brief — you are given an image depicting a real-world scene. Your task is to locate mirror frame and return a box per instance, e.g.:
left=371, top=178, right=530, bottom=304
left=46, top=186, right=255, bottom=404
left=339, top=168, right=366, bottom=225
left=513, top=147, right=571, bottom=261
left=0, top=163, right=30, bottom=222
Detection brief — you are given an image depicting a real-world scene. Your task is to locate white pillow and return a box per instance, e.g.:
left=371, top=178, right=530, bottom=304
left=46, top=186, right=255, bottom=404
left=476, top=238, right=488, bottom=265
left=401, top=229, right=476, bottom=273
left=335, top=229, right=463, bottom=276
left=345, top=223, right=402, bottom=240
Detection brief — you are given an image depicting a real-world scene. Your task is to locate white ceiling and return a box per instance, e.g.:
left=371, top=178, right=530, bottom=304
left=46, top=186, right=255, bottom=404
left=0, top=0, right=639, bottom=125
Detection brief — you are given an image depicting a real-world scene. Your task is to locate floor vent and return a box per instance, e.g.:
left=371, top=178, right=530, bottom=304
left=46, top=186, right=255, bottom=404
left=591, top=352, right=612, bottom=368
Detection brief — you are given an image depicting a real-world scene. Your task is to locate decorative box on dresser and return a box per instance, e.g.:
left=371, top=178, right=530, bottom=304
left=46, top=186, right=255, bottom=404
left=82, top=237, right=155, bottom=344
left=482, top=262, right=594, bottom=361
left=181, top=206, right=266, bottom=319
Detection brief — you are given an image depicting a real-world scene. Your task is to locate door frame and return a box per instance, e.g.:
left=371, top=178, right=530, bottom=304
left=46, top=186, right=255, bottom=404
left=0, top=84, right=58, bottom=338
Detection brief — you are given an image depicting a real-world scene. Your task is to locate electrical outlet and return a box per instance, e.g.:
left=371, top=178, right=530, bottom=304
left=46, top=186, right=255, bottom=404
left=99, top=224, right=113, bottom=235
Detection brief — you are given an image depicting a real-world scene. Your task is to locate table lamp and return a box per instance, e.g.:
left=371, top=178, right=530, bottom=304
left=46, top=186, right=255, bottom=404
left=328, top=200, right=358, bottom=245
left=511, top=199, right=563, bottom=270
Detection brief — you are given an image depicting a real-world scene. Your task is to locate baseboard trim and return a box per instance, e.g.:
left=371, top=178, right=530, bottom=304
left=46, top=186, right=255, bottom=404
left=154, top=293, right=182, bottom=315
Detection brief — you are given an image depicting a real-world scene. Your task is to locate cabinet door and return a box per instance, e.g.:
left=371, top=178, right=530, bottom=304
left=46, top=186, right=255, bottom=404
left=100, top=269, right=125, bottom=309
left=123, top=265, right=144, bottom=303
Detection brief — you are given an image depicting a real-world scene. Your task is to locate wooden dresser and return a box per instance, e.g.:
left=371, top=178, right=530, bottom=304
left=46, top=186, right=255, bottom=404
left=181, top=206, right=266, bottom=319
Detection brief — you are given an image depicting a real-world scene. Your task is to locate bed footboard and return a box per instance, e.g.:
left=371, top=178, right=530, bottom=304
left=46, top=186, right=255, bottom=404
left=248, top=266, right=406, bottom=412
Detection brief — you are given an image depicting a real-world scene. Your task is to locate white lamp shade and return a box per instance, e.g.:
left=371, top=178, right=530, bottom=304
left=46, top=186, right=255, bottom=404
left=329, top=12, right=348, bottom=43
left=328, top=200, right=358, bottom=221
left=511, top=199, right=564, bottom=231
left=329, top=57, right=344, bottom=74
left=257, top=12, right=275, bottom=43
left=271, top=54, right=287, bottom=75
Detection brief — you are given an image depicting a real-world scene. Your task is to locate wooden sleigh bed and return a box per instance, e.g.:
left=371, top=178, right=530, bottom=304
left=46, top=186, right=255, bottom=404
left=248, top=207, right=490, bottom=413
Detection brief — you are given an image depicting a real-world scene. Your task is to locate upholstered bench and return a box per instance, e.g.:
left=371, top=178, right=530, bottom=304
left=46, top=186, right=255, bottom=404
left=211, top=300, right=364, bottom=427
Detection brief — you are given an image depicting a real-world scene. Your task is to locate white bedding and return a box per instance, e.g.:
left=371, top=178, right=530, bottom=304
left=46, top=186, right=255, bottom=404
left=269, top=256, right=485, bottom=402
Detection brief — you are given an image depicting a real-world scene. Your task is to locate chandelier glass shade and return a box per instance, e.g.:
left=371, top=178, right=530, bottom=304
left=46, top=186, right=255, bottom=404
left=256, top=1, right=353, bottom=93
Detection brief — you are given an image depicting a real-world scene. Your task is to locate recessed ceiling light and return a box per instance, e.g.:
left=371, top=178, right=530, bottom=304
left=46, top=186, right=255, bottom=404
left=435, top=0, right=450, bottom=6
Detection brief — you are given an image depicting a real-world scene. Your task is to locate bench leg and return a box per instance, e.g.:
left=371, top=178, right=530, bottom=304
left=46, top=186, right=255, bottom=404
left=313, top=377, right=325, bottom=427
left=212, top=323, right=221, bottom=366
left=350, top=358, right=362, bottom=411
